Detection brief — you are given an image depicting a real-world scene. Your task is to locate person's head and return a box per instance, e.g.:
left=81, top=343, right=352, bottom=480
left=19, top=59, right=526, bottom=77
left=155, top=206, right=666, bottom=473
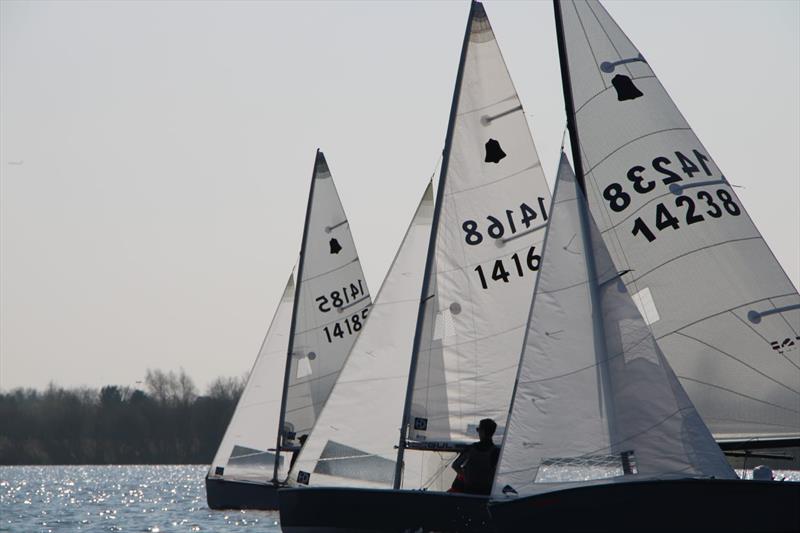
left=477, top=418, right=497, bottom=441
left=752, top=465, right=774, bottom=481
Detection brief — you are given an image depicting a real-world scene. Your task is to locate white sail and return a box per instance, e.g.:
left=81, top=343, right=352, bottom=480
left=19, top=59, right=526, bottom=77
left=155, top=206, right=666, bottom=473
left=558, top=0, right=800, bottom=443
left=209, top=274, right=295, bottom=482
left=278, top=150, right=372, bottom=480
left=287, top=183, right=434, bottom=489
left=404, top=1, right=552, bottom=468
left=493, top=155, right=735, bottom=499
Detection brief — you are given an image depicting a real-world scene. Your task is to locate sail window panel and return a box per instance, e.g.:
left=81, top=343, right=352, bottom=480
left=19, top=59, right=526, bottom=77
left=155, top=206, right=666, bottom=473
left=209, top=275, right=294, bottom=481
left=287, top=184, right=434, bottom=489
left=630, top=287, right=659, bottom=326
left=312, top=441, right=395, bottom=485
left=534, top=454, right=627, bottom=483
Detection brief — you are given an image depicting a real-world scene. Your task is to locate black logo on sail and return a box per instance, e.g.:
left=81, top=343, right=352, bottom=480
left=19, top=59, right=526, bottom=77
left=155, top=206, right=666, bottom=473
left=484, top=139, right=506, bottom=164
left=329, top=238, right=342, bottom=254
left=612, top=74, right=643, bottom=101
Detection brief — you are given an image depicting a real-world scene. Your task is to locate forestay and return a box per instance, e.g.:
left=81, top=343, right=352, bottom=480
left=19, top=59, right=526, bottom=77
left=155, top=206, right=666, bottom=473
left=287, top=183, right=435, bottom=489
left=493, top=155, right=735, bottom=499
left=404, top=2, right=551, bottom=463
left=277, top=151, right=372, bottom=480
left=209, top=274, right=295, bottom=482
left=558, top=0, right=799, bottom=443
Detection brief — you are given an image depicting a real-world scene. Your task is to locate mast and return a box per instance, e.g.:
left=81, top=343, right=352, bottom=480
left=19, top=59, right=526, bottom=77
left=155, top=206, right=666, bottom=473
left=553, top=1, right=586, bottom=195
left=392, top=1, right=477, bottom=490
left=273, top=149, right=320, bottom=483
left=553, top=0, right=619, bottom=446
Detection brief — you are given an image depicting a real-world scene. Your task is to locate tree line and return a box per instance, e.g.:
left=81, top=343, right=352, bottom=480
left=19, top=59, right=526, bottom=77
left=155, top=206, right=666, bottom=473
left=0, top=369, right=245, bottom=465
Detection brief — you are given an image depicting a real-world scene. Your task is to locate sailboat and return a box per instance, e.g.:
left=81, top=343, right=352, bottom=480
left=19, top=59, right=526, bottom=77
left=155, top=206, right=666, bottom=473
left=279, top=0, right=798, bottom=530
left=489, top=155, right=799, bottom=532
left=549, top=0, right=799, bottom=453
left=279, top=2, right=552, bottom=530
left=205, top=150, right=372, bottom=510
left=487, top=1, right=799, bottom=530
left=284, top=180, right=435, bottom=492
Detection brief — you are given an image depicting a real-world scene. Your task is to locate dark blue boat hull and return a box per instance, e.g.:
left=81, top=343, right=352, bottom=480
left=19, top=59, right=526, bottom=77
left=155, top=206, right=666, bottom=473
left=278, top=486, right=491, bottom=533
left=489, top=478, right=800, bottom=533
left=277, top=479, right=800, bottom=532
left=205, top=474, right=280, bottom=510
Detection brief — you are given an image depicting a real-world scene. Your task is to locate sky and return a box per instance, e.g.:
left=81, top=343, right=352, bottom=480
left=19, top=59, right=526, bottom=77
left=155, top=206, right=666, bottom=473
left=2, top=0, right=798, bottom=392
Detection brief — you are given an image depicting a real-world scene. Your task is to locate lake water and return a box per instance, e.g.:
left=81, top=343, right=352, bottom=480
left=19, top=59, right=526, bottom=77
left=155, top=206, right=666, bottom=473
left=0, top=465, right=280, bottom=532
left=2, top=465, right=798, bottom=532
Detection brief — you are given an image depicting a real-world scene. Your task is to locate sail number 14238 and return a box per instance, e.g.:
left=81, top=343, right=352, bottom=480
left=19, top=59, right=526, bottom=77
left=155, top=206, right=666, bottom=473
left=600, top=149, right=742, bottom=243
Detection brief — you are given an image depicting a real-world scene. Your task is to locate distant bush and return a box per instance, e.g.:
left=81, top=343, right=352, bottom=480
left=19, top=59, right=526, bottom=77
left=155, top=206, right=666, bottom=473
left=0, top=369, right=246, bottom=465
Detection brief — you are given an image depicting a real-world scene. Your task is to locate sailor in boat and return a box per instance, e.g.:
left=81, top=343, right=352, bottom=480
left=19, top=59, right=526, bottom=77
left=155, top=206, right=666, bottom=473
left=449, top=418, right=500, bottom=495
left=288, top=434, right=308, bottom=472
left=752, top=465, right=775, bottom=481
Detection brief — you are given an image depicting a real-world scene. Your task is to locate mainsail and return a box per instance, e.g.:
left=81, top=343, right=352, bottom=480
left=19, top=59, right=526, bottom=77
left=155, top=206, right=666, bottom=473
left=493, top=154, right=735, bottom=498
left=207, top=150, right=371, bottom=486
left=396, top=1, right=552, bottom=488
left=209, top=274, right=295, bottom=482
left=287, top=183, right=434, bottom=489
left=275, top=150, right=373, bottom=480
left=556, top=0, right=800, bottom=444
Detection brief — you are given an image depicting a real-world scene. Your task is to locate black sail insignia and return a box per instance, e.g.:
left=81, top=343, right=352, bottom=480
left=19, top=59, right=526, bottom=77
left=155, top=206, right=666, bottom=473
left=484, top=138, right=507, bottom=163
left=611, top=74, right=643, bottom=101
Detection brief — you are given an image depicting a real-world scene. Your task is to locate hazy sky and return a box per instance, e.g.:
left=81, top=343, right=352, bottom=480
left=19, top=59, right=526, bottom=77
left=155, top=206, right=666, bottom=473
left=2, top=1, right=798, bottom=392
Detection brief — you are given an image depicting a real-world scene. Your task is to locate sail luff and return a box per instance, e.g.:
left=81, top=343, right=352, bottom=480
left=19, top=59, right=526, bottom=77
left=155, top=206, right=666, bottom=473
left=273, top=149, right=321, bottom=482
left=392, top=1, right=478, bottom=490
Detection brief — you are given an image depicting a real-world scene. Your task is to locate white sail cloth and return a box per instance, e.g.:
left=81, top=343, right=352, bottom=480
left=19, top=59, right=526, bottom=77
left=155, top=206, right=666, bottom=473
left=279, top=151, right=372, bottom=479
left=208, top=151, right=371, bottom=484
left=558, top=0, right=799, bottom=443
left=287, top=184, right=434, bottom=489
left=209, top=275, right=295, bottom=481
left=406, top=2, right=552, bottom=460
left=493, top=155, right=735, bottom=499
